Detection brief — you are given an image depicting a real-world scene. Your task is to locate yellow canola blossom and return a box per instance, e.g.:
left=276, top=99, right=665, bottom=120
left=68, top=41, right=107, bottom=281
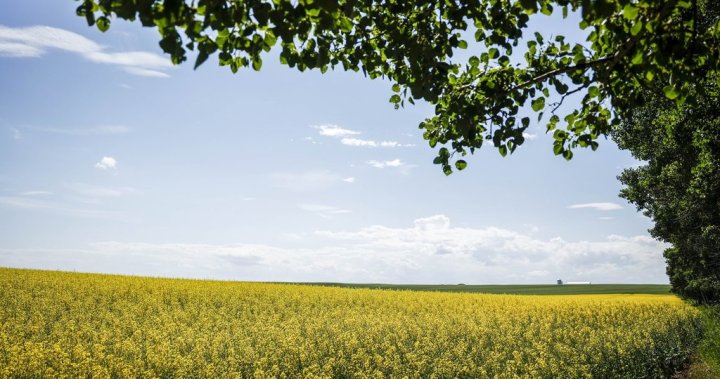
left=0, top=268, right=702, bottom=378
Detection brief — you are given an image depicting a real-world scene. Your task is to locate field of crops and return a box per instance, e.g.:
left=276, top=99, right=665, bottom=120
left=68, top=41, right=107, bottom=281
left=0, top=268, right=704, bottom=378
left=304, top=282, right=673, bottom=295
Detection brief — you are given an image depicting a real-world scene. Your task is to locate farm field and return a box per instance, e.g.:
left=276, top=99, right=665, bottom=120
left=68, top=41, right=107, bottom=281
left=0, top=268, right=703, bottom=378
left=300, top=282, right=673, bottom=295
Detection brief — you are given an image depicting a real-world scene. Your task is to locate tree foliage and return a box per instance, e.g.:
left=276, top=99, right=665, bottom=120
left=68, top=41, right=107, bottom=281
left=74, top=0, right=720, bottom=173
left=614, top=75, right=720, bottom=304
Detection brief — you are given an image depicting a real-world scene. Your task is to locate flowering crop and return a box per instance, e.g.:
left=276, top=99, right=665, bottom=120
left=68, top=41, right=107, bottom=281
left=0, top=268, right=702, bottom=378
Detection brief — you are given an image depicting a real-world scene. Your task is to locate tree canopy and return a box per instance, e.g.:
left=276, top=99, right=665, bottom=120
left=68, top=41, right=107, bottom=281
left=75, top=0, right=719, bottom=173
left=614, top=76, right=720, bottom=304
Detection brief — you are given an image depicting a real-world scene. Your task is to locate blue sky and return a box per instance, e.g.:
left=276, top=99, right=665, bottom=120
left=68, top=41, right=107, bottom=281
left=0, top=1, right=666, bottom=283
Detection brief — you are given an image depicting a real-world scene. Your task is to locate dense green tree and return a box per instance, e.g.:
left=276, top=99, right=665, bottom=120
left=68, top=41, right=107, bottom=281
left=74, top=0, right=719, bottom=173
left=613, top=77, right=720, bottom=303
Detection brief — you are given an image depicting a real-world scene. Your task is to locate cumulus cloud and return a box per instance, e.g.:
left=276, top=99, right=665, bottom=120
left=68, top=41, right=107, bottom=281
left=568, top=202, right=623, bottom=211
left=367, top=159, right=404, bottom=168
left=95, top=156, right=117, bottom=170
left=0, top=25, right=172, bottom=77
left=0, top=215, right=669, bottom=284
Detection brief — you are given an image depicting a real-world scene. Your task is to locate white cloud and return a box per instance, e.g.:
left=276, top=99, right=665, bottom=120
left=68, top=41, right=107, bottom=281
left=0, top=215, right=669, bottom=283
left=340, top=138, right=413, bottom=148
left=522, top=132, right=538, bottom=140
left=314, top=124, right=412, bottom=148
left=0, top=41, right=43, bottom=57
left=341, top=138, right=376, bottom=147
left=314, top=124, right=360, bottom=138
left=0, top=25, right=172, bottom=77
left=343, top=177, right=355, bottom=183
left=367, top=159, right=404, bottom=168
left=122, top=67, right=170, bottom=78
left=95, top=156, right=117, bottom=170
left=12, top=128, right=21, bottom=140
left=298, top=203, right=352, bottom=218
left=568, top=202, right=623, bottom=211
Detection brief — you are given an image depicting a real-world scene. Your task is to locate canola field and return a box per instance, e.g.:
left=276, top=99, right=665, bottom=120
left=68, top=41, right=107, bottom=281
left=0, top=268, right=703, bottom=378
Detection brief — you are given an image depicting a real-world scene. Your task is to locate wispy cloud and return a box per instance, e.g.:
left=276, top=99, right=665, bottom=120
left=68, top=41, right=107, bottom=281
left=343, top=177, right=356, bottom=183
left=95, top=156, right=117, bottom=170
left=0, top=25, right=172, bottom=77
left=366, top=159, right=404, bottom=168
left=314, top=124, right=360, bottom=138
left=314, top=124, right=412, bottom=148
left=568, top=202, right=623, bottom=211
left=297, top=203, right=351, bottom=218
left=340, top=138, right=413, bottom=148
left=522, top=132, right=538, bottom=140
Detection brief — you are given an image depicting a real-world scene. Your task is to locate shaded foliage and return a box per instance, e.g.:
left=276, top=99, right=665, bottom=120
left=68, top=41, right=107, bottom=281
left=613, top=75, right=720, bottom=304
left=74, top=0, right=720, bottom=173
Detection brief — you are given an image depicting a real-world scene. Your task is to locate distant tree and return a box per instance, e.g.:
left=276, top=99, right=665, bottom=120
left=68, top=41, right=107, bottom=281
left=613, top=74, right=720, bottom=304
left=74, top=0, right=719, bottom=173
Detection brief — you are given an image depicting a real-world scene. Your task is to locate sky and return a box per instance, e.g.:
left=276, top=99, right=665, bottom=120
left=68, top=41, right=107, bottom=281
left=0, top=1, right=667, bottom=284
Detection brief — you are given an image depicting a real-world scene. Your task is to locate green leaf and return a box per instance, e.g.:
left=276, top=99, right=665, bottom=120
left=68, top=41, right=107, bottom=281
left=531, top=97, right=545, bottom=112
left=588, top=86, right=600, bottom=98
left=455, top=160, right=467, bottom=170
left=663, top=85, right=680, bottom=100
left=194, top=51, right=209, bottom=69
left=631, top=22, right=643, bottom=36
left=252, top=58, right=262, bottom=71
left=498, top=145, right=507, bottom=157
left=622, top=5, right=639, bottom=20
left=631, top=52, right=643, bottom=65
left=390, top=94, right=401, bottom=104
left=469, top=56, right=480, bottom=67
left=457, top=40, right=468, bottom=49
left=521, top=117, right=530, bottom=129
